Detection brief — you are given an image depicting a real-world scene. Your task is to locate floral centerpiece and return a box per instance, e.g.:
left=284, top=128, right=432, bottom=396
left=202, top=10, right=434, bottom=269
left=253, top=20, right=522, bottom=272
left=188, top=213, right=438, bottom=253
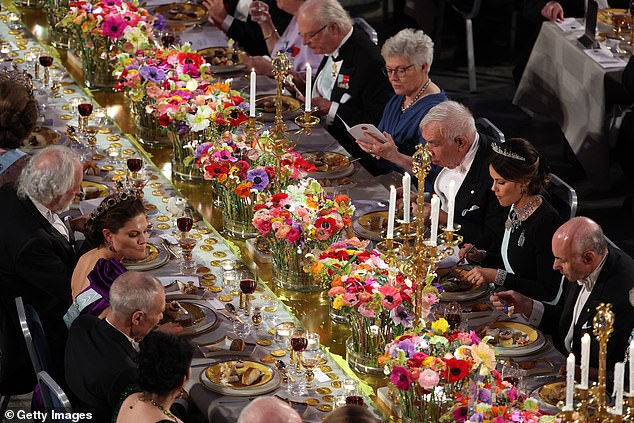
left=195, top=131, right=315, bottom=238
left=252, top=178, right=355, bottom=291
left=58, top=0, right=156, bottom=88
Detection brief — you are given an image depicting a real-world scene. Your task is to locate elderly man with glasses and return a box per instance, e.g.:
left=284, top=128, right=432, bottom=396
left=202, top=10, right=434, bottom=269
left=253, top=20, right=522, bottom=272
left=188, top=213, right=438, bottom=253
left=297, top=0, right=393, bottom=175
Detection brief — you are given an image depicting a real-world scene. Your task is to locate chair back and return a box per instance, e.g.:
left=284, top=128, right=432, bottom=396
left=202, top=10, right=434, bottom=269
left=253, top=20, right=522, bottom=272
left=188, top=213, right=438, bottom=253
left=476, top=117, right=505, bottom=144
left=352, top=17, right=378, bottom=45
left=15, top=297, right=53, bottom=377
left=606, top=236, right=621, bottom=250
left=446, top=0, right=482, bottom=19
left=37, top=371, right=73, bottom=416
left=545, top=173, right=578, bottom=221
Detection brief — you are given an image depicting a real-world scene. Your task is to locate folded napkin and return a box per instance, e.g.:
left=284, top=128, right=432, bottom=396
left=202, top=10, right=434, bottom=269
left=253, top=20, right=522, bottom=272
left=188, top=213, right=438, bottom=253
left=584, top=48, right=627, bottom=68
left=555, top=17, right=583, bottom=32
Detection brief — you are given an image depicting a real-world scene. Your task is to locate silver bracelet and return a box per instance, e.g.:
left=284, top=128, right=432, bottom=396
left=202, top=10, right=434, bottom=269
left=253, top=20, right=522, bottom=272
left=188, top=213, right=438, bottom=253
left=494, top=269, right=507, bottom=285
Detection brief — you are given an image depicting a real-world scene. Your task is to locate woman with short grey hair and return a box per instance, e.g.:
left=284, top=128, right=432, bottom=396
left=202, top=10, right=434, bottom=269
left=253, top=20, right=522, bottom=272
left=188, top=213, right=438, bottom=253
left=355, top=28, right=447, bottom=190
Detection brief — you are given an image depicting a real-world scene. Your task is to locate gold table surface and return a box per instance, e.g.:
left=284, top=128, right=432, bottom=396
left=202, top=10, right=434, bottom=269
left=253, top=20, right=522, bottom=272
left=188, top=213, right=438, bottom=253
left=16, top=1, right=392, bottom=410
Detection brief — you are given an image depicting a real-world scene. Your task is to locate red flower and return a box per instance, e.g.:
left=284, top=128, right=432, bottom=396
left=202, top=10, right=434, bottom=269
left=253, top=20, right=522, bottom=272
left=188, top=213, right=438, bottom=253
left=358, top=292, right=372, bottom=303
left=444, top=358, right=471, bottom=382
left=176, top=52, right=204, bottom=67
left=335, top=250, right=349, bottom=261
left=158, top=114, right=171, bottom=126
left=232, top=95, right=243, bottom=105
left=357, top=251, right=371, bottom=262
left=271, top=193, right=288, bottom=203
left=254, top=204, right=267, bottom=211
left=390, top=366, right=412, bottom=390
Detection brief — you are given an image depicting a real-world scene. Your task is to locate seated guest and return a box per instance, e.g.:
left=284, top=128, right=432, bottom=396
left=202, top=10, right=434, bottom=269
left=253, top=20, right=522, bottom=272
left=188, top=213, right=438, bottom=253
left=355, top=28, right=447, bottom=191
left=241, top=0, right=323, bottom=76
left=461, top=138, right=564, bottom=304
left=323, top=404, right=381, bottom=423
left=64, top=190, right=147, bottom=327
left=419, top=101, right=507, bottom=251
left=297, top=0, right=393, bottom=175
left=115, top=332, right=193, bottom=423
left=0, top=75, right=38, bottom=187
left=237, top=397, right=302, bottom=423
left=203, top=0, right=292, bottom=57
left=491, top=217, right=634, bottom=373
left=65, top=271, right=175, bottom=423
left=0, top=146, right=82, bottom=388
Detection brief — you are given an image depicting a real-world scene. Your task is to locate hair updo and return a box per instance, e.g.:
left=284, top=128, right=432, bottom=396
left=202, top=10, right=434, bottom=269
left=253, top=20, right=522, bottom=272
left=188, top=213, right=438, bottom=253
left=0, top=80, right=38, bottom=149
left=84, top=193, right=145, bottom=246
left=489, top=138, right=549, bottom=195
left=137, top=331, right=193, bottom=397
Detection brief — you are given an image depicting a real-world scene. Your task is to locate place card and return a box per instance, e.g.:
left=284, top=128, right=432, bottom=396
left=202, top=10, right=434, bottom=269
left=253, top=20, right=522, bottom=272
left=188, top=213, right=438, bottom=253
left=313, top=369, right=331, bottom=383
left=159, top=275, right=200, bottom=287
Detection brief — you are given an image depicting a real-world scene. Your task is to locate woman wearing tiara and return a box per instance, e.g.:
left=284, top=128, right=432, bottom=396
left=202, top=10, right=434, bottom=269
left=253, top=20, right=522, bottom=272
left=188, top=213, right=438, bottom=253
left=460, top=138, right=565, bottom=304
left=63, top=191, right=148, bottom=327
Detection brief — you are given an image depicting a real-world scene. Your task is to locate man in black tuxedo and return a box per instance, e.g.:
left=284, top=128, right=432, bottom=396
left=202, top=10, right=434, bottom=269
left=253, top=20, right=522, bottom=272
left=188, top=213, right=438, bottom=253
left=65, top=272, right=169, bottom=423
left=297, top=0, right=393, bottom=175
left=0, top=146, right=82, bottom=392
left=418, top=101, right=507, bottom=252
left=492, top=217, right=634, bottom=373
left=203, top=0, right=291, bottom=56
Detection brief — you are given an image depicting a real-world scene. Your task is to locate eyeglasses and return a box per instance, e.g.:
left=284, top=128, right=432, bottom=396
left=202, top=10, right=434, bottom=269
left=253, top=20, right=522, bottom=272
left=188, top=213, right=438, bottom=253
left=299, top=24, right=327, bottom=41
left=382, top=64, right=415, bottom=78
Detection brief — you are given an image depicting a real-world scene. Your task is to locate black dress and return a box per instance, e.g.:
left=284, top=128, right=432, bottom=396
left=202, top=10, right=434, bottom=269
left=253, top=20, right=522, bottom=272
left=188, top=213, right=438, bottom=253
left=482, top=199, right=564, bottom=304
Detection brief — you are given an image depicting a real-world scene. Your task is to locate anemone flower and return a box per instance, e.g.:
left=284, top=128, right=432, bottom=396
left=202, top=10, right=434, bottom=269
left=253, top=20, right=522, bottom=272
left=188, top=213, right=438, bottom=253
left=246, top=169, right=269, bottom=192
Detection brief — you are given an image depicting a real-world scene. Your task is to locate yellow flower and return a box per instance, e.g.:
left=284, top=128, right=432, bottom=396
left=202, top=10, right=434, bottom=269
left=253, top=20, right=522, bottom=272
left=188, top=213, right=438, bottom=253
left=311, top=261, right=325, bottom=275
left=332, top=294, right=345, bottom=310
left=431, top=318, right=449, bottom=335
left=422, top=356, right=434, bottom=368
left=470, top=341, right=496, bottom=371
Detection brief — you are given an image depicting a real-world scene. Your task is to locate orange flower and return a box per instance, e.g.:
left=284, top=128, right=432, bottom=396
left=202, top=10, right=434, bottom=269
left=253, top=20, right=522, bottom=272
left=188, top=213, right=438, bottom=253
left=342, top=215, right=352, bottom=226
left=331, top=276, right=343, bottom=287
left=207, top=82, right=230, bottom=94
left=311, top=261, right=324, bottom=275
left=235, top=182, right=253, bottom=198
left=377, top=353, right=390, bottom=367
left=335, top=194, right=350, bottom=204
left=305, top=196, right=318, bottom=209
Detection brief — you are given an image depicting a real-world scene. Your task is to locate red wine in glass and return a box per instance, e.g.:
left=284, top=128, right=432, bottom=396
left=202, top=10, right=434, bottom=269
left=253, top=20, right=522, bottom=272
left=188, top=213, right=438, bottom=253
left=239, top=278, right=257, bottom=294
left=445, top=313, right=461, bottom=330
left=503, top=376, right=520, bottom=386
left=126, top=157, right=143, bottom=173
left=176, top=216, right=193, bottom=233
left=78, top=103, right=93, bottom=117
left=38, top=55, right=53, bottom=67
left=290, top=336, right=307, bottom=352
left=345, top=396, right=364, bottom=406
left=161, top=34, right=176, bottom=47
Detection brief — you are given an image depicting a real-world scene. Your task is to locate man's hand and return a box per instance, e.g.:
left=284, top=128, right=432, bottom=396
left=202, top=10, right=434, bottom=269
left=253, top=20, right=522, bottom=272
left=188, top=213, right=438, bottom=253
left=490, top=290, right=534, bottom=316
left=541, top=1, right=564, bottom=22
left=203, top=0, right=228, bottom=26
left=356, top=131, right=398, bottom=162
left=69, top=214, right=89, bottom=233
left=156, top=322, right=185, bottom=335
left=311, top=97, right=332, bottom=116
left=240, top=55, right=272, bottom=75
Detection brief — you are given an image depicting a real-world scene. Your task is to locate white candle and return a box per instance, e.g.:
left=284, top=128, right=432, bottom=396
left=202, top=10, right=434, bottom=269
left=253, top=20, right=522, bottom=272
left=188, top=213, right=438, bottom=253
left=446, top=179, right=456, bottom=231
left=430, top=194, right=440, bottom=246
left=402, top=173, right=411, bottom=224
left=564, top=353, right=575, bottom=411
left=386, top=185, right=396, bottom=240
left=580, top=333, right=590, bottom=389
left=305, top=63, right=312, bottom=112
left=630, top=341, right=634, bottom=396
left=249, top=69, right=256, bottom=117
left=615, top=361, right=625, bottom=415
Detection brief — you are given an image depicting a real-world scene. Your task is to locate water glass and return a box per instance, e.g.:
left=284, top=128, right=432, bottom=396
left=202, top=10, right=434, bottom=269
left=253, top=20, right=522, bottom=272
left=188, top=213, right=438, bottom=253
left=263, top=297, right=279, bottom=326
left=106, top=144, right=121, bottom=165
left=275, top=322, right=292, bottom=345
left=342, top=378, right=358, bottom=395
left=220, top=259, right=236, bottom=271
left=334, top=393, right=347, bottom=408
left=222, top=269, right=237, bottom=291
left=249, top=0, right=267, bottom=22
left=287, top=367, right=307, bottom=397
left=233, top=320, right=252, bottom=338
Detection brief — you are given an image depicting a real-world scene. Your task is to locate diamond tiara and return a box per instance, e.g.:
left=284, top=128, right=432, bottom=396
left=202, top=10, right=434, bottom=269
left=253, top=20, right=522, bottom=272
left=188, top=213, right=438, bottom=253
left=492, top=143, right=526, bottom=162
left=0, top=67, right=34, bottom=99
left=89, top=189, right=138, bottom=221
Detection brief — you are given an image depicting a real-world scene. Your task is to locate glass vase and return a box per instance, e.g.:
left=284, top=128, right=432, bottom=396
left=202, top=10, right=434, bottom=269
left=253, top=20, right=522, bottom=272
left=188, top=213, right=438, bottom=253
left=346, top=311, right=393, bottom=375
left=271, top=244, right=321, bottom=292
left=329, top=297, right=348, bottom=324
left=81, top=37, right=116, bottom=90
left=46, top=0, right=71, bottom=48
left=216, top=185, right=257, bottom=239
left=168, top=129, right=210, bottom=181
left=130, top=97, right=168, bottom=147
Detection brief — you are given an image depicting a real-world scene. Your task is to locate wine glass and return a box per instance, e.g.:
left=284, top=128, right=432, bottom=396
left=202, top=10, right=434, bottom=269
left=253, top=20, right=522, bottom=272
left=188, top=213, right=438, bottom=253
left=301, top=349, right=323, bottom=390
left=177, top=209, right=196, bottom=275
left=166, top=197, right=186, bottom=236
left=501, top=360, right=522, bottom=389
left=239, top=274, right=257, bottom=315
left=445, top=301, right=462, bottom=332
left=39, top=54, right=53, bottom=88
left=290, top=328, right=308, bottom=371
left=77, top=99, right=93, bottom=133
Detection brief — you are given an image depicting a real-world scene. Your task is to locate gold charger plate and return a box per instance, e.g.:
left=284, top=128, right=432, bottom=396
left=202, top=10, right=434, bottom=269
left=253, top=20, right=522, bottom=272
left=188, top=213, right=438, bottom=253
left=198, top=47, right=247, bottom=74
left=598, top=8, right=627, bottom=25
left=200, top=359, right=281, bottom=396
left=81, top=181, right=109, bottom=200
left=121, top=243, right=170, bottom=271
left=22, top=127, right=64, bottom=153
left=154, top=3, right=207, bottom=25
left=255, top=94, right=302, bottom=122
left=352, top=210, right=387, bottom=242
left=478, top=321, right=546, bottom=357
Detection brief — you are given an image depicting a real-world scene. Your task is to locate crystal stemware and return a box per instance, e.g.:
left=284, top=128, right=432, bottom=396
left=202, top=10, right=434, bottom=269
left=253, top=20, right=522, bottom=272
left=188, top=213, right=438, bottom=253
left=239, top=274, right=257, bottom=315
left=177, top=208, right=196, bottom=275
left=38, top=54, right=53, bottom=87
left=290, top=328, right=307, bottom=371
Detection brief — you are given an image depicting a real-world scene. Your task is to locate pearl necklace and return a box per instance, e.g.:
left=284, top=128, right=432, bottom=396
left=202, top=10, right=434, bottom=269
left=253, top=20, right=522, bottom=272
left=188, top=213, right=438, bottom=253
left=505, top=195, right=542, bottom=232
left=401, top=79, right=431, bottom=112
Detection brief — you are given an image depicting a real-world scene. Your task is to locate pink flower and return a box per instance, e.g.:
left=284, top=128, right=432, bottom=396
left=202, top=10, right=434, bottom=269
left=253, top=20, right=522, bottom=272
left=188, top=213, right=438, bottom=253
left=328, top=286, right=345, bottom=297
left=390, top=366, right=411, bottom=390
left=418, top=369, right=439, bottom=390
left=358, top=303, right=375, bottom=317
left=342, top=292, right=358, bottom=307
left=102, top=15, right=126, bottom=39
left=379, top=285, right=402, bottom=310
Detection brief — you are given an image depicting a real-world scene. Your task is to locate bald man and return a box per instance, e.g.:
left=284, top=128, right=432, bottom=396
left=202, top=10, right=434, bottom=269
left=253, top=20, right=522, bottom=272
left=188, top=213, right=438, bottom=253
left=237, top=397, right=302, bottom=423
left=492, top=217, right=634, bottom=371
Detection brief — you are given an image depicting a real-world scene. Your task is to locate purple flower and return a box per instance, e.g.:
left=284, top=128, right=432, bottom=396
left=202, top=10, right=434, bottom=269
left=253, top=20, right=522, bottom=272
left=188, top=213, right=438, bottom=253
left=101, top=15, right=126, bottom=39
left=176, top=123, right=190, bottom=135
left=152, top=13, right=167, bottom=31
left=478, top=388, right=492, bottom=404
left=397, top=338, right=416, bottom=358
left=194, top=142, right=212, bottom=159
left=389, top=366, right=411, bottom=390
left=391, top=305, right=413, bottom=327
left=139, top=65, right=166, bottom=84
left=246, top=169, right=269, bottom=192
left=469, top=412, right=483, bottom=423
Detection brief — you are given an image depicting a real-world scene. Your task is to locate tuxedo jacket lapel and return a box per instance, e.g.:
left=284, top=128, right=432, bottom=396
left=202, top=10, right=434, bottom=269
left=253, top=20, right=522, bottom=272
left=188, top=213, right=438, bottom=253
left=454, top=140, right=485, bottom=216
left=21, top=196, right=73, bottom=256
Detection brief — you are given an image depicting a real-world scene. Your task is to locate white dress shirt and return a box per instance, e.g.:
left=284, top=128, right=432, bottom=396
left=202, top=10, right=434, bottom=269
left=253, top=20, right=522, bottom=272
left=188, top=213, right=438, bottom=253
left=221, top=0, right=252, bottom=31
left=433, top=133, right=480, bottom=210
left=29, top=195, right=69, bottom=242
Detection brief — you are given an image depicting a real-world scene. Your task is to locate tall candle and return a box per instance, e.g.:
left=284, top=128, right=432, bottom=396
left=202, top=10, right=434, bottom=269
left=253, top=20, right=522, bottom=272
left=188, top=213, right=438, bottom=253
left=446, top=179, right=456, bottom=231
left=402, top=172, right=411, bottom=224
left=564, top=353, right=575, bottom=411
left=249, top=69, right=256, bottom=117
left=386, top=186, right=396, bottom=240
left=615, top=361, right=625, bottom=415
left=580, top=333, right=590, bottom=389
left=630, top=341, right=634, bottom=395
left=305, top=63, right=312, bottom=112
left=430, top=194, right=440, bottom=245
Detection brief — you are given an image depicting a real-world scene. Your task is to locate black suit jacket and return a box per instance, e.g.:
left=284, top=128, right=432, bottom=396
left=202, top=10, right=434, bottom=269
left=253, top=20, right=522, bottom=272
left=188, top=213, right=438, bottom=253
left=452, top=134, right=508, bottom=252
left=315, top=28, right=394, bottom=175
left=225, top=0, right=292, bottom=57
left=542, top=246, right=634, bottom=371
left=0, top=184, right=76, bottom=389
left=65, top=315, right=138, bottom=423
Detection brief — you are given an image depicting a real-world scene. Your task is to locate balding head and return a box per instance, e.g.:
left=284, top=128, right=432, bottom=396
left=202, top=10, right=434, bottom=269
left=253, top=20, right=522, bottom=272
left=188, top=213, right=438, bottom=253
left=237, top=397, right=302, bottom=423
left=552, top=217, right=608, bottom=282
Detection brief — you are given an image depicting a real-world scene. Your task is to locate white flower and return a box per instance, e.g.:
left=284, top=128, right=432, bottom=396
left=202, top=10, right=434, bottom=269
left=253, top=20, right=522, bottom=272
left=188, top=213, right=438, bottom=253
left=186, top=105, right=212, bottom=132
left=185, top=78, right=199, bottom=91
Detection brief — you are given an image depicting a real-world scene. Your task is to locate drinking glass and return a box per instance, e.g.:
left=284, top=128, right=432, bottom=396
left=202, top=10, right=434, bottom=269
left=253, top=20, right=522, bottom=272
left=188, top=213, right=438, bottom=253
left=222, top=269, right=238, bottom=293
left=301, top=349, right=323, bottom=389
left=105, top=144, right=121, bottom=165
left=445, top=301, right=462, bottom=332
left=345, top=395, right=364, bottom=406
left=38, top=54, right=53, bottom=89
left=220, top=259, right=236, bottom=271
left=166, top=197, right=186, bottom=236
left=239, top=274, right=257, bottom=314
left=249, top=1, right=267, bottom=23
left=177, top=209, right=196, bottom=275
left=287, top=367, right=307, bottom=397
left=275, top=322, right=292, bottom=346
left=232, top=320, right=252, bottom=338
left=342, top=378, right=358, bottom=396
left=77, top=99, right=93, bottom=133
left=501, top=360, right=522, bottom=389
left=263, top=297, right=279, bottom=326
left=8, top=12, right=21, bottom=30
left=251, top=306, right=263, bottom=329
left=126, top=156, right=143, bottom=181
left=290, top=328, right=308, bottom=371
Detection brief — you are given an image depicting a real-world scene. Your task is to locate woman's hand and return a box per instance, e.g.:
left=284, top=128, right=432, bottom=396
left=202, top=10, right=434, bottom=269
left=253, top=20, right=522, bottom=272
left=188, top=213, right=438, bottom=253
left=249, top=0, right=271, bottom=26
left=465, top=267, right=496, bottom=287
left=203, top=0, right=227, bottom=26
left=459, top=243, right=485, bottom=263
left=356, top=131, right=398, bottom=162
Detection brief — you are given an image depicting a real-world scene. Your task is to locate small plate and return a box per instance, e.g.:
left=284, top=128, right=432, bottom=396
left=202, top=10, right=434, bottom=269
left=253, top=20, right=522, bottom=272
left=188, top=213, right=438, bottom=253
left=197, top=47, right=247, bottom=74
left=478, top=321, right=546, bottom=357
left=200, top=359, right=281, bottom=396
left=81, top=181, right=109, bottom=200
left=162, top=298, right=218, bottom=336
left=154, top=3, right=207, bottom=25
left=22, top=127, right=64, bottom=153
left=531, top=380, right=565, bottom=414
left=255, top=95, right=302, bottom=122
left=352, top=210, right=388, bottom=242
left=302, top=151, right=353, bottom=178
left=121, top=243, right=169, bottom=271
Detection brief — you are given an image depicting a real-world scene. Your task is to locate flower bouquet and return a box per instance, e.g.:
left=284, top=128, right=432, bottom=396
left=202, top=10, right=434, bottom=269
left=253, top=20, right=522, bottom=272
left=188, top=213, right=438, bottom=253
left=380, top=322, right=499, bottom=422
left=252, top=178, right=355, bottom=291
left=196, top=131, right=315, bottom=238
left=58, top=0, right=156, bottom=88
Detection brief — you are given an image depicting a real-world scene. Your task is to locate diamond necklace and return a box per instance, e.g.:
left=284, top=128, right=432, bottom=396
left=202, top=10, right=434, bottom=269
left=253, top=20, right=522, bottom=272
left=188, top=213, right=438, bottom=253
left=505, top=195, right=542, bottom=232
left=401, top=78, right=431, bottom=112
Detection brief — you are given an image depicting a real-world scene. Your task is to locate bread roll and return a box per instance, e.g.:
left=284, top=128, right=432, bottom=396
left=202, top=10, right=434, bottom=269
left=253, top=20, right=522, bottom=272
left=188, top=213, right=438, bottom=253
left=241, top=367, right=262, bottom=386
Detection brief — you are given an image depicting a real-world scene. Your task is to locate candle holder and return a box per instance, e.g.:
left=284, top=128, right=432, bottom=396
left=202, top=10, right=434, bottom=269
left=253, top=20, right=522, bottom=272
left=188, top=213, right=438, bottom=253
left=294, top=108, right=320, bottom=136
left=439, top=224, right=462, bottom=246
left=624, top=395, right=634, bottom=420
left=241, top=112, right=264, bottom=137
left=376, top=238, right=402, bottom=266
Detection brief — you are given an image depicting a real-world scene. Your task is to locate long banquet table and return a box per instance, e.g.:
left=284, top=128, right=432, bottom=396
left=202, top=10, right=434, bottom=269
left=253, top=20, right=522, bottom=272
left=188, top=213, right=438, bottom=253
left=7, top=4, right=567, bottom=421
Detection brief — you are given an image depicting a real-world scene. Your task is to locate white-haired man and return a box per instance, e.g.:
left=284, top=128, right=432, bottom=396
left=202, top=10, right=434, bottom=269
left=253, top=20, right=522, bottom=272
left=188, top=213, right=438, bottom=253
left=297, top=0, right=393, bottom=175
left=0, top=145, right=82, bottom=390
left=237, top=397, right=302, bottom=423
